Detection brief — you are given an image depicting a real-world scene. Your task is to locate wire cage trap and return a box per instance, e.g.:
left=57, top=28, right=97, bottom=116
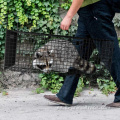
left=4, top=29, right=114, bottom=75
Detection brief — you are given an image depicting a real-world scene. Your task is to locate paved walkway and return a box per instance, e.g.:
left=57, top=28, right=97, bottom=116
left=0, top=88, right=120, bottom=120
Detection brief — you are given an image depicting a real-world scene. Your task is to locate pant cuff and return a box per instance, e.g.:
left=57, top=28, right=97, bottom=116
left=56, top=93, right=73, bottom=104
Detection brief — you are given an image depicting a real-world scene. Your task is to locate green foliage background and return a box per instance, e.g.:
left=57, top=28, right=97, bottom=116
left=0, top=0, right=119, bottom=95
left=0, top=0, right=120, bottom=60
left=0, top=0, right=77, bottom=60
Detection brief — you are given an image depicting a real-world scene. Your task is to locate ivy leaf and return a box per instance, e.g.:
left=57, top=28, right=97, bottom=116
left=0, top=35, right=4, bottom=39
left=43, top=2, right=49, bottom=7
left=42, top=27, right=47, bottom=32
left=38, top=2, right=42, bottom=6
left=36, top=0, right=39, bottom=4
left=15, top=18, right=19, bottom=23
left=52, top=8, right=58, bottom=13
left=0, top=0, right=3, bottom=3
left=31, top=0, right=35, bottom=2
left=46, top=7, right=51, bottom=11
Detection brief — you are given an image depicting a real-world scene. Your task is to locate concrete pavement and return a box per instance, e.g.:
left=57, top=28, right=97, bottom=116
left=0, top=88, right=120, bottom=120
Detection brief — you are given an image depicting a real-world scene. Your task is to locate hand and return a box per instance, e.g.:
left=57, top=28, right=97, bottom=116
left=60, top=16, right=72, bottom=30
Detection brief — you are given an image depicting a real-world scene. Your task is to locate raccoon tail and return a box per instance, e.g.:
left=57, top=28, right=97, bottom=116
left=76, top=57, right=96, bottom=74
left=84, top=62, right=96, bottom=74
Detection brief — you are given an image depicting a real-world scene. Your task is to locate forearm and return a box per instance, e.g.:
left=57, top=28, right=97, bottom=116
left=66, top=0, right=84, bottom=19
left=60, top=0, right=84, bottom=30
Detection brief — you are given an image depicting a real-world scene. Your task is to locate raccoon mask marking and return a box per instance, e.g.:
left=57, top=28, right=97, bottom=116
left=33, top=39, right=96, bottom=74
left=33, top=48, right=54, bottom=73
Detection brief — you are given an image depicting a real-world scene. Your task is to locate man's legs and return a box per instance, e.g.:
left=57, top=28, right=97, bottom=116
left=83, top=0, right=120, bottom=103
left=56, top=74, right=80, bottom=104
left=112, top=0, right=120, bottom=13
left=56, top=16, right=94, bottom=104
left=44, top=0, right=120, bottom=106
left=44, top=9, right=94, bottom=105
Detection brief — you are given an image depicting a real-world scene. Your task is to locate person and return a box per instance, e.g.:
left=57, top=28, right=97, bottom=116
left=44, top=0, right=120, bottom=107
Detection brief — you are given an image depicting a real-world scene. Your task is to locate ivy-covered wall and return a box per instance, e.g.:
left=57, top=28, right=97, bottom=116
left=0, top=0, right=75, bottom=60
left=0, top=0, right=119, bottom=93
left=0, top=0, right=120, bottom=61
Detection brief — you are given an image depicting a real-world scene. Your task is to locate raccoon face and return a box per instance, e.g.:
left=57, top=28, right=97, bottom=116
left=33, top=47, right=55, bottom=73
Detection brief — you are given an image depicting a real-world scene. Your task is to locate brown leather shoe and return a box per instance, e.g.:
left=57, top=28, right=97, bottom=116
left=44, top=95, right=72, bottom=106
left=106, top=102, right=120, bottom=108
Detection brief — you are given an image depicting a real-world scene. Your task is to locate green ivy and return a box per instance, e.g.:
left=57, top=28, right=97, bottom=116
left=0, top=0, right=77, bottom=60
left=35, top=72, right=85, bottom=97
left=61, top=0, right=72, bottom=10
left=36, top=72, right=64, bottom=94
left=0, top=1, right=119, bottom=96
left=0, top=25, right=5, bottom=60
left=113, top=14, right=120, bottom=28
left=97, top=77, right=116, bottom=96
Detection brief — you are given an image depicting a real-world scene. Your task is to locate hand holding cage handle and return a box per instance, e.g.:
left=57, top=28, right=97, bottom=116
left=55, top=26, right=72, bottom=36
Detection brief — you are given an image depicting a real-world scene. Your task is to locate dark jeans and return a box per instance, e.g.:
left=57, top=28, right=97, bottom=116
left=57, top=0, right=120, bottom=104
left=112, top=0, right=120, bottom=13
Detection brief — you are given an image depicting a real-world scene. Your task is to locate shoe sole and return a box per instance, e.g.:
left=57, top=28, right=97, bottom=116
left=44, top=96, right=72, bottom=106
left=106, top=105, right=120, bottom=108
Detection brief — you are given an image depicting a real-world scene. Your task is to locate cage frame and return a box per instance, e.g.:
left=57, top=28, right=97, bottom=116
left=4, top=29, right=114, bottom=75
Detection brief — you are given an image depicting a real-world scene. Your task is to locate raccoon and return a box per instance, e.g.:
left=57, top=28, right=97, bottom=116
left=33, top=39, right=96, bottom=74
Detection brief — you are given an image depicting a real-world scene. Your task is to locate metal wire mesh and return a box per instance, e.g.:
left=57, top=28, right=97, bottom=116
left=4, top=30, right=114, bottom=75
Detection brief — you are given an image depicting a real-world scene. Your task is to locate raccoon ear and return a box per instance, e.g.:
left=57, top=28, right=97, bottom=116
left=36, top=52, right=42, bottom=58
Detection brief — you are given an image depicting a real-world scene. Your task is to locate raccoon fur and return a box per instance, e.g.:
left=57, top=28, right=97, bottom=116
left=33, top=39, right=96, bottom=74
